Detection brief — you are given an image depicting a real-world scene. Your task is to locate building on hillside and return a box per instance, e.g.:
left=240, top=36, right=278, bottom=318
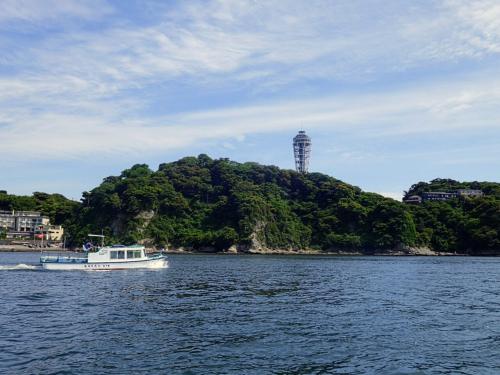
left=404, top=189, right=485, bottom=204
left=0, top=210, right=50, bottom=232
left=47, top=225, right=64, bottom=241
left=403, top=195, right=422, bottom=204
left=457, top=189, right=484, bottom=198
left=34, top=225, right=64, bottom=241
left=34, top=225, right=65, bottom=241
left=0, top=210, right=60, bottom=240
left=421, top=191, right=459, bottom=202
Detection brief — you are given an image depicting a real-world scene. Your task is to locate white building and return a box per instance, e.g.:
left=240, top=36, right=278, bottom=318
left=457, top=189, right=484, bottom=198
left=0, top=210, right=52, bottom=239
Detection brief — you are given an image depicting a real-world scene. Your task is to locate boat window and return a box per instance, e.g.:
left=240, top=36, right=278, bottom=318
left=127, top=250, right=142, bottom=259
left=110, top=251, right=125, bottom=259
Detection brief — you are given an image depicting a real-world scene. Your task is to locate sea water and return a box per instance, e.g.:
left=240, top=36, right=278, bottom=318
left=1, top=252, right=499, bottom=374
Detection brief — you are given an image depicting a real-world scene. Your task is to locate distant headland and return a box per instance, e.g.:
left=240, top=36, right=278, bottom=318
left=1, top=155, right=499, bottom=255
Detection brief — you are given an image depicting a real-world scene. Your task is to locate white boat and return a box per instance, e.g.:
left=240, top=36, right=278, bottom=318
left=40, top=243, right=168, bottom=271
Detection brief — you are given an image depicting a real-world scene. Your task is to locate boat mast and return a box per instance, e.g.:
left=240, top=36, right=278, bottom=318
left=88, top=234, right=105, bottom=248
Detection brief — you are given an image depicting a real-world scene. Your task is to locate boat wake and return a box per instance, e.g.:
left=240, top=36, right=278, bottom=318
left=0, top=263, right=40, bottom=271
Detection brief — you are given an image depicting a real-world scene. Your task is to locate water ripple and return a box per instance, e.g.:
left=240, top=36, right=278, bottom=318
left=1, top=253, right=500, bottom=374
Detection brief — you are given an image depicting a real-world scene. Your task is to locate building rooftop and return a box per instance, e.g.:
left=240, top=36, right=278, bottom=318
left=0, top=210, right=43, bottom=216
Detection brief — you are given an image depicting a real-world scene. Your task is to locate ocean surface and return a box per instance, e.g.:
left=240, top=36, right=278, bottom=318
left=0, top=252, right=499, bottom=375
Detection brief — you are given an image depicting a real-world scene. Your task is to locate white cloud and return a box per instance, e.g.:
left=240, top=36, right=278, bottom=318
left=450, top=0, right=500, bottom=53
left=5, top=0, right=500, bottom=100
left=1, top=72, right=500, bottom=162
left=1, top=0, right=500, bottom=164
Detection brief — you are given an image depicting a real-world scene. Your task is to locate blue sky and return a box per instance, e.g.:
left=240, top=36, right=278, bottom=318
left=1, top=0, right=499, bottom=201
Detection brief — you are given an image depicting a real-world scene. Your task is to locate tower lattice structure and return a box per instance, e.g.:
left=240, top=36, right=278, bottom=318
left=293, top=130, right=311, bottom=173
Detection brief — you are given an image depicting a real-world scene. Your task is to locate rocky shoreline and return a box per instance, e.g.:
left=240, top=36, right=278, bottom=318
left=162, top=245, right=458, bottom=256
left=0, top=243, right=459, bottom=256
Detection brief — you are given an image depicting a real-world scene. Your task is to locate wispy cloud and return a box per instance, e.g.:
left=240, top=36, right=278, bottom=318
left=1, top=72, right=499, bottom=161
left=1, top=0, right=500, bottom=196
left=4, top=0, right=500, bottom=98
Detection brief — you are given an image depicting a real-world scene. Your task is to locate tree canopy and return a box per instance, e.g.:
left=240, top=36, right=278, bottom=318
left=2, top=157, right=498, bottom=254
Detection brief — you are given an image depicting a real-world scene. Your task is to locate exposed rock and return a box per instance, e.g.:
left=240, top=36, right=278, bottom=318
left=112, top=210, right=155, bottom=238
left=136, top=210, right=155, bottom=233
left=225, top=245, right=238, bottom=254
left=249, top=221, right=266, bottom=252
left=374, top=245, right=439, bottom=256
left=136, top=210, right=155, bottom=221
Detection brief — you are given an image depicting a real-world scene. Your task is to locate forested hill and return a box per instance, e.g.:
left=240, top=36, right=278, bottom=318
left=404, top=178, right=500, bottom=199
left=1, top=155, right=499, bottom=254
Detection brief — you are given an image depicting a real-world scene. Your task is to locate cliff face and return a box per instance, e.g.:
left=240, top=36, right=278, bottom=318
left=13, top=155, right=497, bottom=255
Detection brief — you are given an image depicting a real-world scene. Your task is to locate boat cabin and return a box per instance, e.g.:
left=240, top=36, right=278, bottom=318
left=88, top=245, right=147, bottom=263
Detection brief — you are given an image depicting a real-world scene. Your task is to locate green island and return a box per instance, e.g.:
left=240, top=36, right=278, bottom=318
left=1, top=155, right=499, bottom=255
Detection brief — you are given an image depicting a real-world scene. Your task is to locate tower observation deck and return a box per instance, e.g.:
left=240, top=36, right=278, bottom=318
left=293, top=130, right=311, bottom=173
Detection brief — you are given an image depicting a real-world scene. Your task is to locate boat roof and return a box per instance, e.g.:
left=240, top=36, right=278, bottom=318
left=104, top=244, right=145, bottom=249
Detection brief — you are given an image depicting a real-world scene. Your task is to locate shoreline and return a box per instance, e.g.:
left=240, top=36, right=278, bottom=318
left=159, top=248, right=462, bottom=256
left=0, top=245, right=67, bottom=252
left=0, top=244, right=471, bottom=256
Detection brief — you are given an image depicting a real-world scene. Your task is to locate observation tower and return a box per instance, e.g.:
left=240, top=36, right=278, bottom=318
left=293, top=130, right=311, bottom=173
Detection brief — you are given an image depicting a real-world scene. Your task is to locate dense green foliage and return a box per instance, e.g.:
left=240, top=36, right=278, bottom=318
left=0, top=191, right=79, bottom=226
left=1, top=158, right=498, bottom=254
left=63, top=155, right=423, bottom=252
left=405, top=179, right=500, bottom=254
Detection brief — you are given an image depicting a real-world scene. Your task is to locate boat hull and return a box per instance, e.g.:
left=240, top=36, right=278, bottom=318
left=41, top=257, right=168, bottom=271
